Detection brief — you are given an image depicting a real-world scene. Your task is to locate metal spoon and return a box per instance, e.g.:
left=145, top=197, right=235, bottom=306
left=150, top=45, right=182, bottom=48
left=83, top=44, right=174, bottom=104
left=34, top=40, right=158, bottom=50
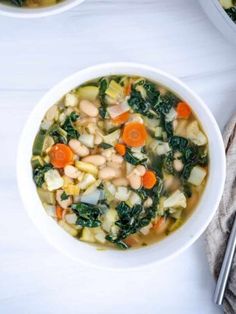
left=214, top=213, right=236, bottom=305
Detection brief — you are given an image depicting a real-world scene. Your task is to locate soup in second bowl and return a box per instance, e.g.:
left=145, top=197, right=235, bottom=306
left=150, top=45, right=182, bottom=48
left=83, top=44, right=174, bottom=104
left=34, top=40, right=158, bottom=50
left=31, top=75, right=208, bottom=249
left=3, top=0, right=59, bottom=8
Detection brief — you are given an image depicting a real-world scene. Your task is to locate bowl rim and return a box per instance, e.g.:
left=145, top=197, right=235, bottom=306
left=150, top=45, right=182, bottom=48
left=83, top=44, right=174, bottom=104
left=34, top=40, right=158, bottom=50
left=0, top=0, right=84, bottom=18
left=17, top=62, right=226, bottom=270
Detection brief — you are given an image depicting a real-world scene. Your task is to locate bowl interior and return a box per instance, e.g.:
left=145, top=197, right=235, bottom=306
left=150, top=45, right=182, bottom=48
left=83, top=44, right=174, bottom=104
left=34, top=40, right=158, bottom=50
left=17, top=63, right=226, bottom=269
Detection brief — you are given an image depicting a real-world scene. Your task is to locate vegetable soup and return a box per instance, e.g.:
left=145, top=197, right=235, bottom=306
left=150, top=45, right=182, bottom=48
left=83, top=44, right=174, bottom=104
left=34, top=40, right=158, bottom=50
left=3, top=0, right=60, bottom=8
left=220, top=0, right=236, bottom=23
left=31, top=75, right=209, bottom=250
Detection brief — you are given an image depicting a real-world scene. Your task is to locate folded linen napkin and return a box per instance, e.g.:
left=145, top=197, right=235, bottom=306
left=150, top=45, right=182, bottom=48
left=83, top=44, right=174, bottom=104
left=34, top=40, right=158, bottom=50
left=205, top=114, right=236, bottom=314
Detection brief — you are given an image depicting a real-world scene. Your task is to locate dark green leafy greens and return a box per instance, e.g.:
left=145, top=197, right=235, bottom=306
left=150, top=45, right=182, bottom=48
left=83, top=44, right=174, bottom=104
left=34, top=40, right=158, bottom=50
left=124, top=148, right=147, bottom=165
left=98, top=78, right=108, bottom=118
left=61, top=112, right=80, bottom=141
left=10, top=0, right=25, bottom=6
left=33, top=164, right=52, bottom=188
left=98, top=143, right=113, bottom=149
left=71, top=202, right=102, bottom=228
left=225, top=6, right=236, bottom=23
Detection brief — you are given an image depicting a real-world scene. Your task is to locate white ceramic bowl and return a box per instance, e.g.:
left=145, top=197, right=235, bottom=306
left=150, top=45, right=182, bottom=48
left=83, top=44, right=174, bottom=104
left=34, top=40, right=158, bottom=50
left=17, top=63, right=226, bottom=270
left=199, top=0, right=236, bottom=45
left=0, top=0, right=84, bottom=18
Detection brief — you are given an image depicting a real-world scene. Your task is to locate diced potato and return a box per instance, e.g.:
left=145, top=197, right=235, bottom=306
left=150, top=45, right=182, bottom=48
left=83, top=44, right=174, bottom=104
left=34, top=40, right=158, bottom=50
left=79, top=173, right=96, bottom=190
left=163, top=190, right=187, bottom=208
left=80, top=227, right=96, bottom=243
left=186, top=121, right=207, bottom=146
left=64, top=93, right=79, bottom=107
left=80, top=188, right=101, bottom=204
left=64, top=184, right=80, bottom=196
left=94, top=228, right=107, bottom=244
left=58, top=220, right=78, bottom=237
left=75, top=160, right=98, bottom=177
left=77, top=86, right=99, bottom=102
left=150, top=140, right=170, bottom=155
left=188, top=166, right=207, bottom=186
left=44, top=169, right=64, bottom=191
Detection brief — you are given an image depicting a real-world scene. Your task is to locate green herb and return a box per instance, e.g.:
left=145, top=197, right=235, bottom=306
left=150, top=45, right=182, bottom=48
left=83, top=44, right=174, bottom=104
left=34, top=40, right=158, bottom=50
left=124, top=148, right=147, bottom=165
left=61, top=191, right=69, bottom=201
left=71, top=202, right=102, bottom=228
left=98, top=143, right=113, bottom=149
left=61, top=112, right=79, bottom=141
left=33, top=164, right=52, bottom=188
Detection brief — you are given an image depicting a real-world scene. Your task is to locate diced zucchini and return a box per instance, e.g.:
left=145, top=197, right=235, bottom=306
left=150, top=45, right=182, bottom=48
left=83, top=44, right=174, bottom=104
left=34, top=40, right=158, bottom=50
left=31, top=155, right=44, bottom=168
left=37, top=188, right=55, bottom=205
left=75, top=160, right=98, bottom=177
left=42, top=135, right=54, bottom=153
left=44, top=169, right=64, bottom=191
left=128, top=192, right=142, bottom=207
left=103, top=129, right=120, bottom=146
left=77, top=86, right=99, bottom=102
left=80, top=188, right=101, bottom=204
left=32, top=129, right=46, bottom=155
left=79, top=134, right=94, bottom=148
left=43, top=203, right=56, bottom=217
left=188, top=166, right=207, bottom=186
left=58, top=220, right=78, bottom=237
left=163, top=190, right=187, bottom=208
left=168, top=218, right=183, bottom=233
left=79, top=173, right=96, bottom=190
left=80, top=227, right=96, bottom=243
left=102, top=209, right=118, bottom=232
left=186, top=121, right=207, bottom=146
left=115, top=187, right=130, bottom=201
left=64, top=93, right=79, bottom=107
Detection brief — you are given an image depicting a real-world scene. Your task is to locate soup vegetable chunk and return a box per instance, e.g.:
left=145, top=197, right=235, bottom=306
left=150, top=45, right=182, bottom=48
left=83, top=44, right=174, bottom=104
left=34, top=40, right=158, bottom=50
left=5, top=0, right=59, bottom=7
left=220, top=0, right=236, bottom=23
left=31, top=75, right=209, bottom=249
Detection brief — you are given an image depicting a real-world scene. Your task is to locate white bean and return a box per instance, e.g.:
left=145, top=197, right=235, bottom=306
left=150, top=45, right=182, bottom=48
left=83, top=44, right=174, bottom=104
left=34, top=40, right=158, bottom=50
left=136, top=165, right=146, bottom=176
left=94, top=134, right=103, bottom=145
left=111, top=154, right=124, bottom=164
left=69, top=139, right=90, bottom=157
left=143, top=197, right=153, bottom=208
left=64, top=165, right=79, bottom=179
left=56, top=190, right=72, bottom=210
left=128, top=173, right=142, bottom=190
left=112, top=178, right=129, bottom=187
left=101, top=148, right=115, bottom=160
left=99, top=167, right=117, bottom=180
left=107, top=161, right=122, bottom=169
left=46, top=105, right=58, bottom=121
left=173, top=159, right=184, bottom=172
left=79, top=99, right=98, bottom=117
left=82, top=155, right=106, bottom=166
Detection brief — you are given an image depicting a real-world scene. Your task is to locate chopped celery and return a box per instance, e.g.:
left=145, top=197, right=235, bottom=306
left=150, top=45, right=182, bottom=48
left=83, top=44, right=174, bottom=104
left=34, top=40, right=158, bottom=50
left=37, top=188, right=55, bottom=205
left=31, top=155, right=44, bottom=169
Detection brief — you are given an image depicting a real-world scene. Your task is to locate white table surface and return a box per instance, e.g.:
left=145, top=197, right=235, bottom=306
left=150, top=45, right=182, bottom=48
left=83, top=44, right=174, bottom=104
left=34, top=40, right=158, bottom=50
left=0, top=0, right=236, bottom=313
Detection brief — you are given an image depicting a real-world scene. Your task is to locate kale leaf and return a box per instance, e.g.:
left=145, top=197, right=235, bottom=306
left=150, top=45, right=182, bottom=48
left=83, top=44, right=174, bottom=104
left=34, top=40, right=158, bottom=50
left=98, top=78, right=108, bottom=118
left=124, top=148, right=147, bottom=165
left=98, top=143, right=113, bottom=149
left=33, top=164, right=52, bottom=187
left=128, top=88, right=154, bottom=118
left=61, top=191, right=69, bottom=201
left=61, top=111, right=80, bottom=141
left=71, top=202, right=102, bottom=228
left=10, top=0, right=25, bottom=6
left=225, top=7, right=236, bottom=23
left=169, top=136, right=188, bottom=151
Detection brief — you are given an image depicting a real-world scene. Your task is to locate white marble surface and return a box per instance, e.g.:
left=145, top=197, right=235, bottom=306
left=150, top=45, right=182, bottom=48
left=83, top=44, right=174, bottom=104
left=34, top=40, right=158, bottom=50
left=0, top=0, right=236, bottom=313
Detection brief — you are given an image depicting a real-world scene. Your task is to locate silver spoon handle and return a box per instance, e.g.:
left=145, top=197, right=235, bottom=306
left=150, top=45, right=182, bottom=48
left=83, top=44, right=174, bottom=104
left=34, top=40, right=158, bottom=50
left=214, top=213, right=236, bottom=305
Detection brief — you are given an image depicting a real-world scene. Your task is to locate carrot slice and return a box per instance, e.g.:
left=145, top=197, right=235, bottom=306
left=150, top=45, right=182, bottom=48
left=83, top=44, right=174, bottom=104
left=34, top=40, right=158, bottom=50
left=49, top=143, right=74, bottom=168
left=115, top=143, right=126, bottom=156
left=122, top=122, right=147, bottom=147
left=113, top=111, right=130, bottom=124
left=124, top=80, right=132, bottom=96
left=142, top=170, right=157, bottom=189
left=56, top=206, right=63, bottom=220
left=152, top=217, right=165, bottom=230
left=176, top=102, right=191, bottom=119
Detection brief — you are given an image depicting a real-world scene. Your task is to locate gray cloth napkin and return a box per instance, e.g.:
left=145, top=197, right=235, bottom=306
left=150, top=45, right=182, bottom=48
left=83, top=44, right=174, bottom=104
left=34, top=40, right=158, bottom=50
left=205, top=114, right=236, bottom=314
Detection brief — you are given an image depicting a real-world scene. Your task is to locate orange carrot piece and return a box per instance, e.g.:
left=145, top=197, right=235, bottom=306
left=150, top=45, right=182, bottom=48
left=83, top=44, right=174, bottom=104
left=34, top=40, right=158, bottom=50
left=56, top=206, right=63, bottom=220
left=152, top=217, right=165, bottom=230
left=176, top=102, right=191, bottom=119
left=122, top=122, right=148, bottom=147
left=124, top=80, right=132, bottom=96
left=115, top=143, right=126, bottom=156
left=124, top=235, right=140, bottom=247
left=113, top=111, right=130, bottom=124
left=142, top=170, right=157, bottom=189
left=49, top=143, right=74, bottom=168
